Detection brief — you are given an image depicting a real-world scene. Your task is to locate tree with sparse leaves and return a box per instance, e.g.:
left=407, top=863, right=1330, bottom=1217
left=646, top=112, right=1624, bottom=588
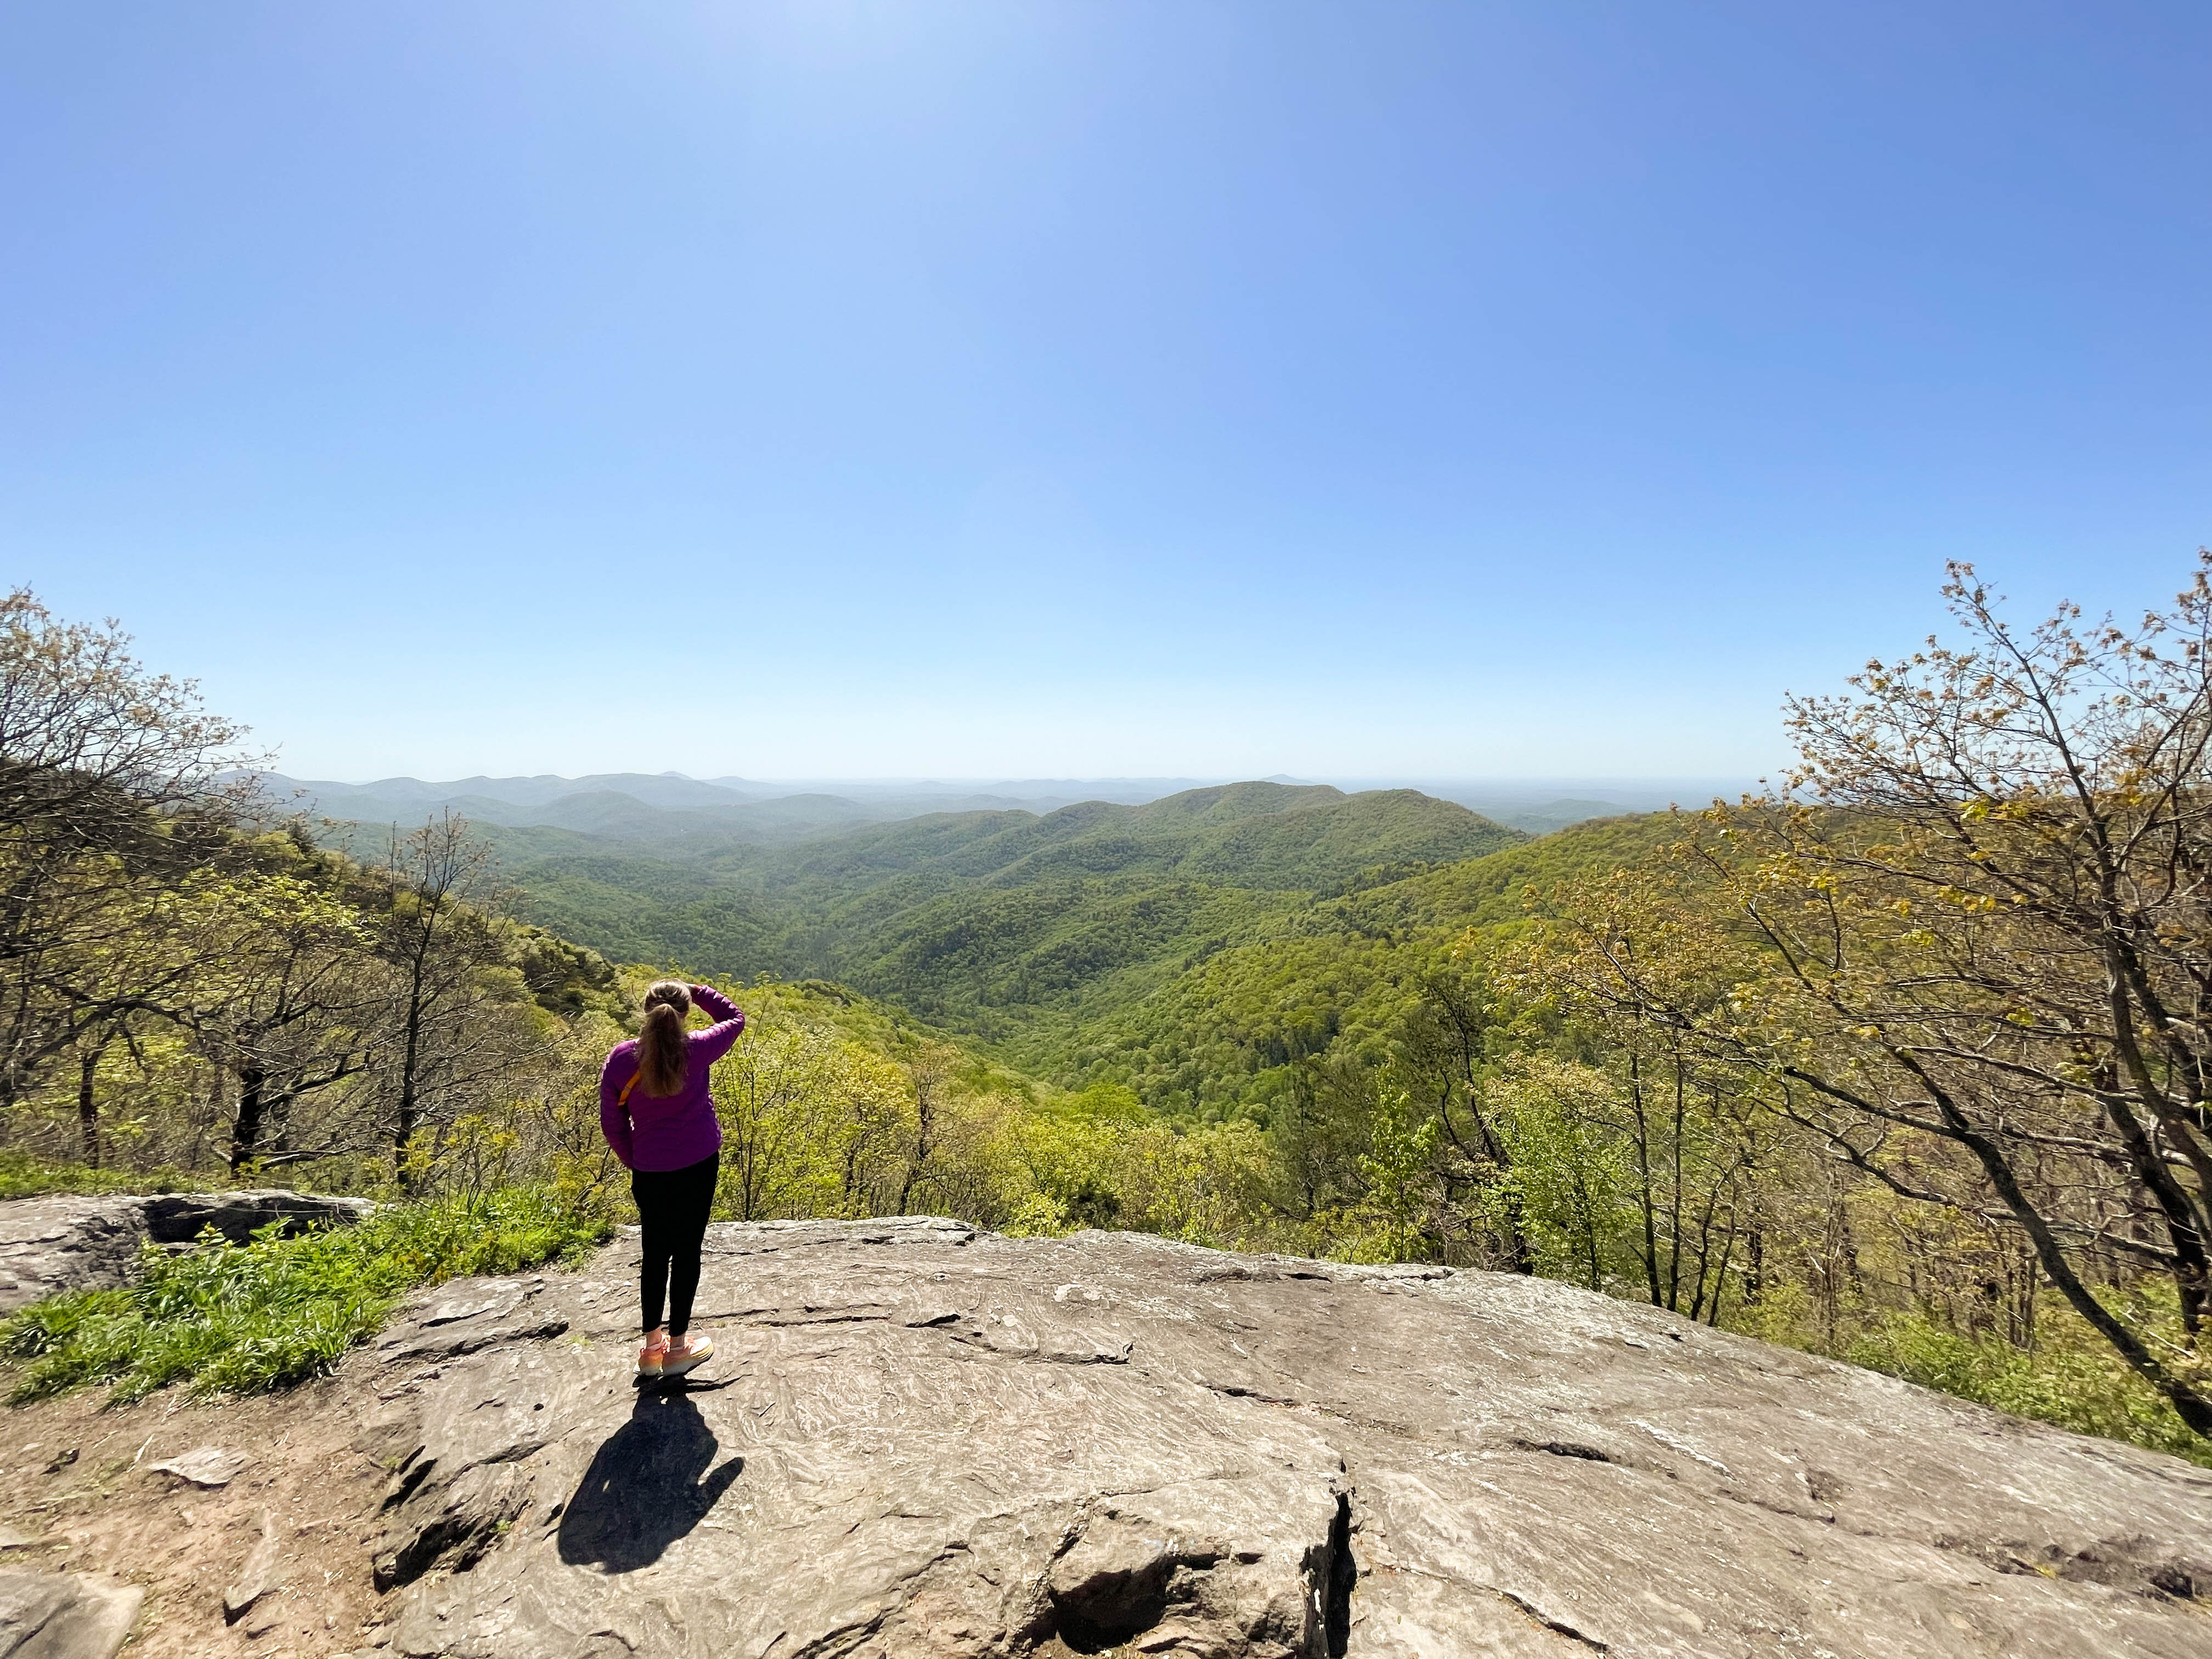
left=0, top=589, right=256, bottom=1113
left=1532, top=558, right=2212, bottom=1436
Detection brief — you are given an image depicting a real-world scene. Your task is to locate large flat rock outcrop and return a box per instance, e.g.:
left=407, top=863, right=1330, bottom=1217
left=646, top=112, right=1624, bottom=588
left=349, top=1218, right=2212, bottom=1658
left=0, top=1190, right=376, bottom=1313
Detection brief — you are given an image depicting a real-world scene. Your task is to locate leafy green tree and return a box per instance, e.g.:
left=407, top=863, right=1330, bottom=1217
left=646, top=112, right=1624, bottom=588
left=1484, top=1057, right=1634, bottom=1289
left=1395, top=966, right=1533, bottom=1270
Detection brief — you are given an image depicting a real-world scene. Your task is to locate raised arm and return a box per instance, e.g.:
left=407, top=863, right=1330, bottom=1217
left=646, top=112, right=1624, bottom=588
left=598, top=1049, right=637, bottom=1169
left=689, top=983, right=747, bottom=1063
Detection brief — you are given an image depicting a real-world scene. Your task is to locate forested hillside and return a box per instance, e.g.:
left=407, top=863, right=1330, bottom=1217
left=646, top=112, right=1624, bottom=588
left=1052, top=813, right=1686, bottom=1114
left=436, top=786, right=1662, bottom=1122
left=414, top=780, right=1527, bottom=1063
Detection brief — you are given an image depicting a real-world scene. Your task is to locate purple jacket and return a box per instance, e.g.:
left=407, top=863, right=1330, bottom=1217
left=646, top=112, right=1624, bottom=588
left=599, top=984, right=746, bottom=1171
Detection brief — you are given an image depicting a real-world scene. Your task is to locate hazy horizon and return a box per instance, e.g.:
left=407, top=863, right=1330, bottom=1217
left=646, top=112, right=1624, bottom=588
left=261, top=766, right=1760, bottom=823
left=273, top=766, right=1750, bottom=790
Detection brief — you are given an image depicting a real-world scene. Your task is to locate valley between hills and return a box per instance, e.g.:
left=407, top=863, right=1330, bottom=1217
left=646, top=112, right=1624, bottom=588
left=295, top=771, right=1652, bottom=1110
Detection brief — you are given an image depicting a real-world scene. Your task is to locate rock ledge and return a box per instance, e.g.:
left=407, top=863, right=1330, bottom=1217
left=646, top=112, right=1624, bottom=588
left=0, top=1190, right=376, bottom=1313
left=345, top=1217, right=2211, bottom=1658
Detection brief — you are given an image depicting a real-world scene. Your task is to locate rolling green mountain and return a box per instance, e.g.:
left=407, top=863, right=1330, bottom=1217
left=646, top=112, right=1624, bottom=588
left=315, top=778, right=1679, bottom=1115
left=499, top=788, right=1697, bottom=1111
left=308, top=787, right=882, bottom=846
left=697, top=783, right=1520, bottom=892
left=323, top=782, right=1521, bottom=1056
left=264, top=770, right=1270, bottom=845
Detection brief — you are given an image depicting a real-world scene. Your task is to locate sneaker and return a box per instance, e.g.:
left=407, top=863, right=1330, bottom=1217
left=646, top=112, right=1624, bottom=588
left=662, top=1332, right=714, bottom=1379
left=637, top=1328, right=669, bottom=1379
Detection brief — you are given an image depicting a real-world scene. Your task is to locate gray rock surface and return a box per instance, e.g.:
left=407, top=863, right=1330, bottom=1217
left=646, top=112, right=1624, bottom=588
left=222, top=1506, right=281, bottom=1624
left=147, top=1446, right=247, bottom=1488
left=0, top=1190, right=375, bottom=1313
left=346, top=1218, right=2212, bottom=1658
left=0, top=1198, right=148, bottom=1317
left=0, top=1568, right=142, bottom=1659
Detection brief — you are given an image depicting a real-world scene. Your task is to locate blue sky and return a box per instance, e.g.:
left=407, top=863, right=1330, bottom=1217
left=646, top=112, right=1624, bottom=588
left=4, top=2, right=2207, bottom=782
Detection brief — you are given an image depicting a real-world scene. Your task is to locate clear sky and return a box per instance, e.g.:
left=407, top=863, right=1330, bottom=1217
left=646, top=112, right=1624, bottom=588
left=4, top=3, right=2207, bottom=782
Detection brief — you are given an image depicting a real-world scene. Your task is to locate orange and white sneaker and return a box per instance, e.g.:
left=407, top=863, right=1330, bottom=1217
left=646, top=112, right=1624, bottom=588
left=662, top=1332, right=714, bottom=1379
left=637, top=1328, right=669, bottom=1379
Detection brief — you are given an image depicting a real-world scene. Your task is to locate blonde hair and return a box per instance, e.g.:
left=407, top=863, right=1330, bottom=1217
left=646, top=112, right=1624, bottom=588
left=635, top=980, right=691, bottom=1097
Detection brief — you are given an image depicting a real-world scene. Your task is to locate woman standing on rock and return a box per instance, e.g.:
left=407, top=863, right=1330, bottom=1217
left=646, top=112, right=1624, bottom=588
left=600, top=980, right=746, bottom=1381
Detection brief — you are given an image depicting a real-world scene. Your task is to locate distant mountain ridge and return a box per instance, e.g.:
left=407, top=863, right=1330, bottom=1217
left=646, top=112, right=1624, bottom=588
left=252, top=770, right=1651, bottom=837
left=727, top=782, right=1520, bottom=893
left=273, top=771, right=766, bottom=810
left=257, top=774, right=1080, bottom=845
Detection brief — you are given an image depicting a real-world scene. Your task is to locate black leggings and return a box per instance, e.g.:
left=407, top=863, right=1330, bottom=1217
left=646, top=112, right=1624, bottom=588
left=631, top=1153, right=719, bottom=1336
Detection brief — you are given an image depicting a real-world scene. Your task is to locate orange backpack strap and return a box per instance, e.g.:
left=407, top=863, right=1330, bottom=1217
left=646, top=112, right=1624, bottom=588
left=618, top=1065, right=641, bottom=1108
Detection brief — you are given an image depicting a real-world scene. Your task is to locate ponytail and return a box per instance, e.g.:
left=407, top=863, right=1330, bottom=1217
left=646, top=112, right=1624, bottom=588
left=635, top=980, right=691, bottom=1096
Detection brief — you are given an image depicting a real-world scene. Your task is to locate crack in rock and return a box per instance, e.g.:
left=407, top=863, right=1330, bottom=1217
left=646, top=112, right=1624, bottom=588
left=1493, top=1587, right=1611, bottom=1651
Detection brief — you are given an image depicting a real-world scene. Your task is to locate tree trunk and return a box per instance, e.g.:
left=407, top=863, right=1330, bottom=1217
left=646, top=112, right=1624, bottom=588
left=1666, top=1061, right=1688, bottom=1312
left=230, top=1063, right=266, bottom=1172
left=76, top=1041, right=101, bottom=1168
left=1705, top=1209, right=1740, bottom=1327
left=394, top=1000, right=424, bottom=1190
left=900, top=1077, right=937, bottom=1215
left=1627, top=1053, right=1663, bottom=1306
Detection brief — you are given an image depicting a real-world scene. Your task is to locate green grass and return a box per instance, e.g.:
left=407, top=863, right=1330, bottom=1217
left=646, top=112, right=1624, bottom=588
left=0, top=1152, right=203, bottom=1201
left=1843, top=1303, right=2212, bottom=1469
left=0, top=1187, right=611, bottom=1406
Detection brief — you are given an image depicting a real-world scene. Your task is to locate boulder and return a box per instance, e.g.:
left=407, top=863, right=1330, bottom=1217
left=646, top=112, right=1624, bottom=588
left=0, top=1197, right=149, bottom=1316
left=0, top=1190, right=375, bottom=1313
left=0, top=1568, right=142, bottom=1659
left=348, top=1218, right=2212, bottom=1658
left=138, top=1189, right=375, bottom=1246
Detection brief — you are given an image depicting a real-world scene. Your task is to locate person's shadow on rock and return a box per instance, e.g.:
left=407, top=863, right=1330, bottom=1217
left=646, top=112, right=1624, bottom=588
left=557, top=1387, right=744, bottom=1572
